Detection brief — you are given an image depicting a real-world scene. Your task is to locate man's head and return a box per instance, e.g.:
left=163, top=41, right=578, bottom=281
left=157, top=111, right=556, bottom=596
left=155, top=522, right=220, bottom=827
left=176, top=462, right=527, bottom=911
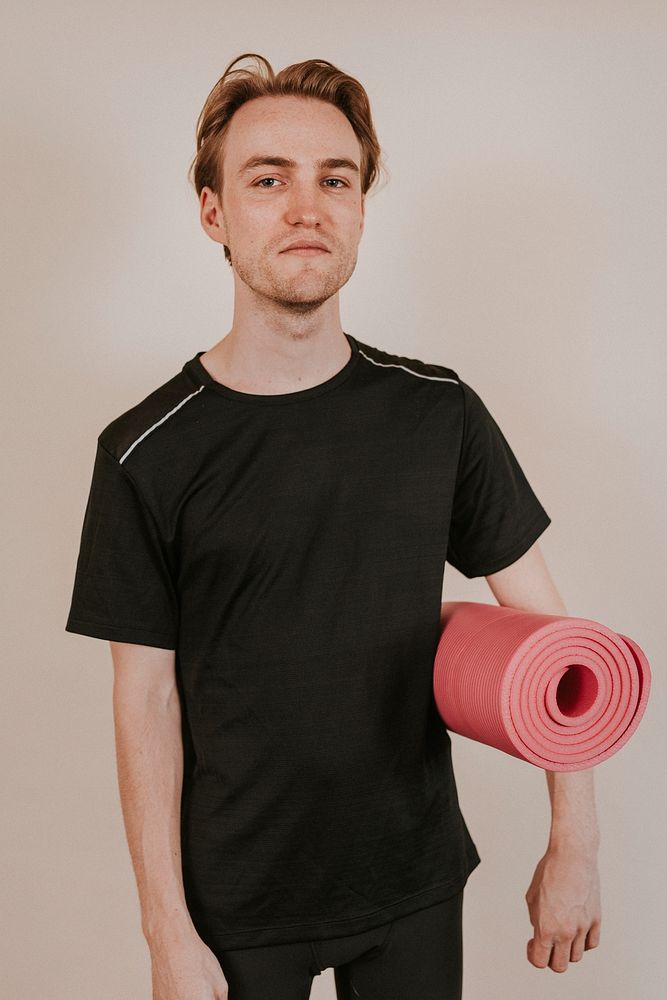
left=188, top=54, right=387, bottom=312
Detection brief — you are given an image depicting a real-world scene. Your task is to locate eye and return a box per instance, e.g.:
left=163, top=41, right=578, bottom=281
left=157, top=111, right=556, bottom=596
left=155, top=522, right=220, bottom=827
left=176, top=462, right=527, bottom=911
left=253, top=177, right=349, bottom=189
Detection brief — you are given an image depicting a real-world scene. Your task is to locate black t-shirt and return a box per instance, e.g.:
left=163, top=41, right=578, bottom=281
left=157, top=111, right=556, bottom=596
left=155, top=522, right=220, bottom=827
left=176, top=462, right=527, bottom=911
left=65, top=332, right=551, bottom=950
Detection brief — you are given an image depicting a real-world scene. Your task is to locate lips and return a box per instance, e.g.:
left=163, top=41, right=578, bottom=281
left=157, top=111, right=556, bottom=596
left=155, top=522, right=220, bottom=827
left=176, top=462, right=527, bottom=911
left=280, top=240, right=330, bottom=252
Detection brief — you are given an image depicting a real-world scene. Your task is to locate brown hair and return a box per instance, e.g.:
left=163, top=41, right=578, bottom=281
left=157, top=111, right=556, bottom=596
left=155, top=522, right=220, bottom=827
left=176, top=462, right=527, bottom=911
left=187, top=53, right=388, bottom=266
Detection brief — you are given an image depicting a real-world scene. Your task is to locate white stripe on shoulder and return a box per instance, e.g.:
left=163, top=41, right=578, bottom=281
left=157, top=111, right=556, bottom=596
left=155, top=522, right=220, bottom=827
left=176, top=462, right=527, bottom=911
left=119, top=384, right=206, bottom=464
left=357, top=347, right=459, bottom=384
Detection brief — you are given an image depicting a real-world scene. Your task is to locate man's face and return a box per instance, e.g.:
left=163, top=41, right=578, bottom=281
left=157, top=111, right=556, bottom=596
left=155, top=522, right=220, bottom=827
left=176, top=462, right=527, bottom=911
left=201, top=94, right=366, bottom=312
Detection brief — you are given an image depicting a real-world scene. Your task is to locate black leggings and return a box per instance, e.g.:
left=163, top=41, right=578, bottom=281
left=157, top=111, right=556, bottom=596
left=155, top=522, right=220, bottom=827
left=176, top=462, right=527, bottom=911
left=217, top=890, right=464, bottom=1000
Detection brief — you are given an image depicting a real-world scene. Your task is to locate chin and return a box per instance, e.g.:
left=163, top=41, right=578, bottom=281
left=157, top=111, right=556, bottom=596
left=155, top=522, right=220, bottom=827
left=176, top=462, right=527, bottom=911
left=278, top=286, right=337, bottom=308
left=271, top=271, right=344, bottom=301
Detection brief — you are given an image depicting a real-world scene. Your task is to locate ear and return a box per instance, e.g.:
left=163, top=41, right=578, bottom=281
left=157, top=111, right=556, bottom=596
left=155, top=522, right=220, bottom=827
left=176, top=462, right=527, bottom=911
left=199, top=187, right=228, bottom=247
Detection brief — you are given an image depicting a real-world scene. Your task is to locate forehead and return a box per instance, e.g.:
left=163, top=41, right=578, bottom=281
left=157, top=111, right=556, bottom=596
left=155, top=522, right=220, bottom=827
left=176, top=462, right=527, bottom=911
left=224, top=95, right=361, bottom=164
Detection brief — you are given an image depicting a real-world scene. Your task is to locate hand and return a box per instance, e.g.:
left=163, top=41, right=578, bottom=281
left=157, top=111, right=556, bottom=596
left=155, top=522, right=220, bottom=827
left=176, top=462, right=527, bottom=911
left=524, top=843, right=601, bottom=973
left=149, top=924, right=229, bottom=1000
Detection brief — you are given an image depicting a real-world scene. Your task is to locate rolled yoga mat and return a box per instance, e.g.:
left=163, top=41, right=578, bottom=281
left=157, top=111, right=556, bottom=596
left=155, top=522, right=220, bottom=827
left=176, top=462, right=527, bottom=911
left=433, top=602, right=651, bottom=771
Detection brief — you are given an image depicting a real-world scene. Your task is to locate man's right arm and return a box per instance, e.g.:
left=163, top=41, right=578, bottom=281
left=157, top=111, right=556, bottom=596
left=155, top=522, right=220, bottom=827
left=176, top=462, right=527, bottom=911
left=109, top=642, right=230, bottom=998
left=109, top=641, right=197, bottom=946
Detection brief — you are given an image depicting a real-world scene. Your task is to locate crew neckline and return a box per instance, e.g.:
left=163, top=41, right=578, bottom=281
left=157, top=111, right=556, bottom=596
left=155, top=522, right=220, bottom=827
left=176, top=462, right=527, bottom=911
left=184, top=332, right=361, bottom=405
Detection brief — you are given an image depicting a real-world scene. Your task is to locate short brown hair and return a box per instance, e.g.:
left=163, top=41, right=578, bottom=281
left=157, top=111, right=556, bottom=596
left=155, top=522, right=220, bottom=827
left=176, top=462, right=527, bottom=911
left=187, top=53, right=388, bottom=265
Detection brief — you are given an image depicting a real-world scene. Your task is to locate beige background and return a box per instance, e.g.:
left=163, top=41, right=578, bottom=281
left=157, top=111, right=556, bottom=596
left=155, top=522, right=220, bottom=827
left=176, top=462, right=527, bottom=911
left=2, top=1, right=665, bottom=997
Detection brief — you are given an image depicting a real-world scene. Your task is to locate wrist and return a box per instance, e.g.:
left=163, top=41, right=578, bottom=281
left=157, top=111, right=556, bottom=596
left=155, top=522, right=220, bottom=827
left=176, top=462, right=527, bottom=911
left=142, top=902, right=197, bottom=946
left=548, top=827, right=600, bottom=857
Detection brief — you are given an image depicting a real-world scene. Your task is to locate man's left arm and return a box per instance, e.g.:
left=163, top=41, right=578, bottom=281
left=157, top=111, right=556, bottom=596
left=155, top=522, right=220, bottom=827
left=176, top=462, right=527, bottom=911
left=474, top=540, right=601, bottom=973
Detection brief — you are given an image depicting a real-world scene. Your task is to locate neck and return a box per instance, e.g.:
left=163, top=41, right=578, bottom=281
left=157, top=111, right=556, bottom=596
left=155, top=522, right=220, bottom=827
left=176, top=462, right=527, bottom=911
left=199, top=320, right=351, bottom=396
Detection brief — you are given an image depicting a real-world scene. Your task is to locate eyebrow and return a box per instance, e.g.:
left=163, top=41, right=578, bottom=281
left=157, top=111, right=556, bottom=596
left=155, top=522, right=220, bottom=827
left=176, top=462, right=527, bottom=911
left=238, top=155, right=360, bottom=177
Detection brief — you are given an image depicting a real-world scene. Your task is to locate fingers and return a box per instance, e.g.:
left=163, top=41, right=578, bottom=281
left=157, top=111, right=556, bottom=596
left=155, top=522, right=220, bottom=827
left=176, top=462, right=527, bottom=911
left=585, top=918, right=601, bottom=950
left=527, top=935, right=553, bottom=969
left=528, top=921, right=601, bottom=972
left=527, top=935, right=571, bottom=973
left=569, top=926, right=588, bottom=962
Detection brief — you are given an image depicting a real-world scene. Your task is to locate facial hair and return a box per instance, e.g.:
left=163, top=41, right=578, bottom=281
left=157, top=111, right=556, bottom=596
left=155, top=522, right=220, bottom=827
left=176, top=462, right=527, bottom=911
left=231, top=240, right=359, bottom=315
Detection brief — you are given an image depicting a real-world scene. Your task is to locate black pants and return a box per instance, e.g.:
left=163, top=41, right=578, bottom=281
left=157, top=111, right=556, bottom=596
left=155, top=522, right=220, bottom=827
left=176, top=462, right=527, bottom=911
left=217, top=890, right=464, bottom=1000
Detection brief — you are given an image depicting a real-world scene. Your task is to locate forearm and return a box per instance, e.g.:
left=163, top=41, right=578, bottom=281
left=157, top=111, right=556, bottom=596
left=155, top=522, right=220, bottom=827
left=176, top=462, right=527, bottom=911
left=112, top=677, right=196, bottom=944
left=546, top=768, right=600, bottom=853
left=441, top=572, right=600, bottom=855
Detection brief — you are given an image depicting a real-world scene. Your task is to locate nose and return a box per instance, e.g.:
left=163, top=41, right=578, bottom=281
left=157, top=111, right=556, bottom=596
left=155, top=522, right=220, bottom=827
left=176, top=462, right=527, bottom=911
left=284, top=179, right=324, bottom=227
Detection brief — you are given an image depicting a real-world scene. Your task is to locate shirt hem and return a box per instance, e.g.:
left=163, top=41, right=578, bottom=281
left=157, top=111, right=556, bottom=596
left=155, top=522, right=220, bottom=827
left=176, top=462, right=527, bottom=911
left=189, top=858, right=481, bottom=952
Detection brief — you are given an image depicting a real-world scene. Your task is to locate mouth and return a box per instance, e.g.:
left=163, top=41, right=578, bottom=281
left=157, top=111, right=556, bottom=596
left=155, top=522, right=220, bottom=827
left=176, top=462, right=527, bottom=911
left=281, top=247, right=329, bottom=256
left=280, top=239, right=331, bottom=254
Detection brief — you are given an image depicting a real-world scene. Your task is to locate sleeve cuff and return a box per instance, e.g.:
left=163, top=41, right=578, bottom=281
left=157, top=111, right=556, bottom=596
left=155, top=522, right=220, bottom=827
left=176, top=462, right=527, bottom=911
left=65, top=618, right=177, bottom=650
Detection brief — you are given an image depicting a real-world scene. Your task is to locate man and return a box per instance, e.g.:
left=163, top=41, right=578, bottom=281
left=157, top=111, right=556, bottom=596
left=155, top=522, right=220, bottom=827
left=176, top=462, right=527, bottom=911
left=65, top=54, right=601, bottom=1000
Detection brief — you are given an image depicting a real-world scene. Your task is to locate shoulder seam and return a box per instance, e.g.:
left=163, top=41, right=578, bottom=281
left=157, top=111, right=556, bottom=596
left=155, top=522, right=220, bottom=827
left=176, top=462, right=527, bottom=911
left=118, top=384, right=206, bottom=464
left=357, top=346, right=459, bottom=384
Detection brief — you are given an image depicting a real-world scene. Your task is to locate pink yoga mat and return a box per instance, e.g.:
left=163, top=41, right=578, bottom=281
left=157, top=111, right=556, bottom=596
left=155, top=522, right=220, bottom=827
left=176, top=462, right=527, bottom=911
left=433, top=602, right=651, bottom=771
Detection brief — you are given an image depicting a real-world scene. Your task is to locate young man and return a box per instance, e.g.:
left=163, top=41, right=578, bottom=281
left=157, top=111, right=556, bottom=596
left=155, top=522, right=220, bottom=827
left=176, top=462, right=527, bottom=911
left=65, top=54, right=601, bottom=1000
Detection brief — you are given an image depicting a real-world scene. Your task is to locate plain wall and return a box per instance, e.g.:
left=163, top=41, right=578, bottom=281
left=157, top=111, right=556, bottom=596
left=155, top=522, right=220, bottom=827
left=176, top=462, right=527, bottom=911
left=2, top=1, right=665, bottom=997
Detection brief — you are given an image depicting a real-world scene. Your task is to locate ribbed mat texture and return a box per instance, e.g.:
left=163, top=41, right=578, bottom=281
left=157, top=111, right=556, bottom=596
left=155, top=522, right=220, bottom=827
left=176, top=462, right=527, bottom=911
left=434, top=602, right=651, bottom=770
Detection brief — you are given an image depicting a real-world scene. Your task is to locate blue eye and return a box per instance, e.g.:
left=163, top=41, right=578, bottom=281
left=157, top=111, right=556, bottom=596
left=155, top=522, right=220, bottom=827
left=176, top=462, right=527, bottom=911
left=254, top=177, right=347, bottom=188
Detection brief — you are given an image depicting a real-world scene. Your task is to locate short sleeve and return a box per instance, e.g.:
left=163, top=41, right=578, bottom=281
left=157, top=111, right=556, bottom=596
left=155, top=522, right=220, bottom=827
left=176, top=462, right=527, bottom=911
left=446, top=380, right=552, bottom=579
left=65, top=440, right=179, bottom=649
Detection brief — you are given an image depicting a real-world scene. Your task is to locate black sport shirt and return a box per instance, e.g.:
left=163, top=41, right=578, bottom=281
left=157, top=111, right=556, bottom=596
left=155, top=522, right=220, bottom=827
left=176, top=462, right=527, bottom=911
left=65, top=332, right=551, bottom=950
